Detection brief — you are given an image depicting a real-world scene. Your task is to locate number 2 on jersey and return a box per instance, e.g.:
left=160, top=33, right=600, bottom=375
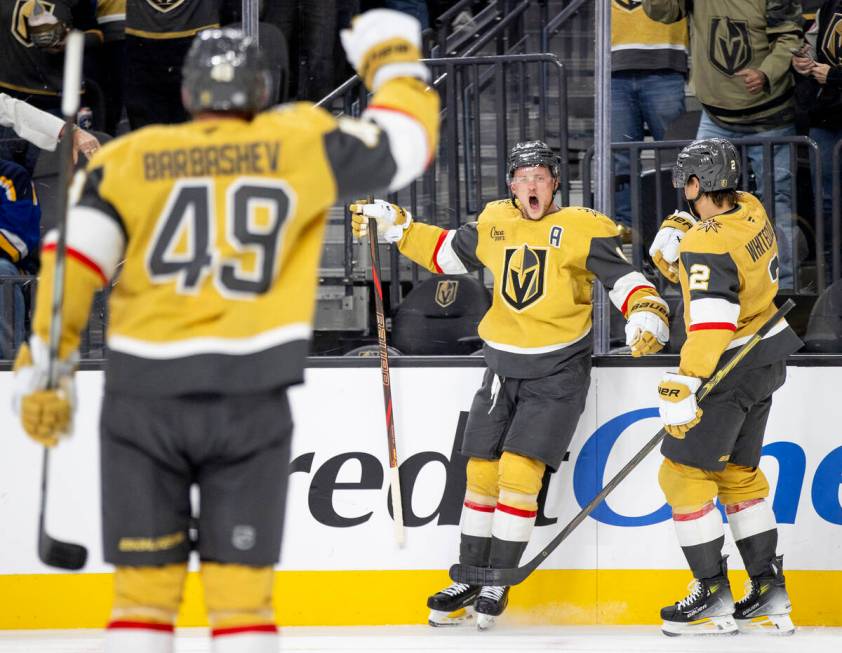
left=147, top=179, right=294, bottom=297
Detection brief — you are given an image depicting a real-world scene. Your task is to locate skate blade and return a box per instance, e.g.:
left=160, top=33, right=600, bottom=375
left=662, top=614, right=739, bottom=637
left=428, top=606, right=474, bottom=627
left=476, top=613, right=497, bottom=631
left=736, top=613, right=795, bottom=636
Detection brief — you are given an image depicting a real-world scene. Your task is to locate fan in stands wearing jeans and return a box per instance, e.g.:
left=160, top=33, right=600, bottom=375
left=0, top=157, right=41, bottom=359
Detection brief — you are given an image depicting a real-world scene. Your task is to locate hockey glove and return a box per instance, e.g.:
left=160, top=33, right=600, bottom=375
left=657, top=372, right=703, bottom=439
left=349, top=199, right=412, bottom=243
left=648, top=211, right=696, bottom=284
left=12, top=336, right=77, bottom=447
left=340, top=9, right=430, bottom=91
left=625, top=295, right=669, bottom=357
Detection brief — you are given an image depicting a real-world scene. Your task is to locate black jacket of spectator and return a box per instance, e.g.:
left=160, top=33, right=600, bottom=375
left=795, top=0, right=842, bottom=128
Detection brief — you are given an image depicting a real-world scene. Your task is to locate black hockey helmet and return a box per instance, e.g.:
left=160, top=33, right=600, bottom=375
left=181, top=28, right=271, bottom=115
left=672, top=138, right=741, bottom=192
left=506, top=140, right=560, bottom=182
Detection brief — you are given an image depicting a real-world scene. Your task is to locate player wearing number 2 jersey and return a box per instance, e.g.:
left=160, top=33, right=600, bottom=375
left=12, top=14, right=438, bottom=653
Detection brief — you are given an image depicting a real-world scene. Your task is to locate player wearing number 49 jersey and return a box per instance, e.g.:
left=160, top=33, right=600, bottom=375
left=650, top=138, right=802, bottom=637
left=13, top=12, right=438, bottom=653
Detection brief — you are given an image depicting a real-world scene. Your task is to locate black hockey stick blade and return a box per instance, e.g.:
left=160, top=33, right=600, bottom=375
left=38, top=449, right=88, bottom=570
left=451, top=299, right=795, bottom=587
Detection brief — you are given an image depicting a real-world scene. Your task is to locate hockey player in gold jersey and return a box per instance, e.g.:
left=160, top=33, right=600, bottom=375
left=351, top=141, right=671, bottom=629
left=12, top=11, right=438, bottom=653
left=651, top=138, right=802, bottom=636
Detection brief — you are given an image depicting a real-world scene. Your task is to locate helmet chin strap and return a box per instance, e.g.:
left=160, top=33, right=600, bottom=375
left=685, top=187, right=701, bottom=220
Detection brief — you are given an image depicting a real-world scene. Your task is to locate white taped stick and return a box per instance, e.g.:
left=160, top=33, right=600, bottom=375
left=390, top=465, right=405, bottom=546
left=61, top=31, right=84, bottom=118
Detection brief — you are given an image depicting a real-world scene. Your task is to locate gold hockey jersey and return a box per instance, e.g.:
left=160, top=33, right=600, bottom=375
left=678, top=191, right=802, bottom=379
left=397, top=199, right=662, bottom=378
left=33, top=77, right=439, bottom=396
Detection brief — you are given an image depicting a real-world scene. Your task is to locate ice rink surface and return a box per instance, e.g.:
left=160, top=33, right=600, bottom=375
left=1, top=626, right=841, bottom=653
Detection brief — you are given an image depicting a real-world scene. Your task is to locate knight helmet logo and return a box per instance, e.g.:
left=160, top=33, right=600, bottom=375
left=435, top=279, right=459, bottom=308
left=709, top=17, right=753, bottom=76
left=501, top=244, right=547, bottom=311
left=145, top=0, right=187, bottom=14
left=11, top=0, right=57, bottom=47
left=613, top=0, right=643, bottom=11
left=821, top=14, right=842, bottom=66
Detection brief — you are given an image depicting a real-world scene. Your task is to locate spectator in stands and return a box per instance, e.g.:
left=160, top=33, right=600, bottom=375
left=611, top=0, right=688, bottom=229
left=0, top=157, right=41, bottom=359
left=124, top=0, right=221, bottom=129
left=793, top=1, right=842, bottom=277
left=0, top=0, right=102, bottom=173
left=644, top=0, right=804, bottom=289
left=267, top=1, right=337, bottom=101
left=93, top=0, right=126, bottom=135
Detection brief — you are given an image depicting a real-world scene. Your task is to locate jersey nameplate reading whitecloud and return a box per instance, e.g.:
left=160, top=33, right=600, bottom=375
left=143, top=141, right=281, bottom=180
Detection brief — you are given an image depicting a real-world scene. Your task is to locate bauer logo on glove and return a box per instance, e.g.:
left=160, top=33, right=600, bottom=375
left=657, top=371, right=703, bottom=438
left=349, top=199, right=413, bottom=243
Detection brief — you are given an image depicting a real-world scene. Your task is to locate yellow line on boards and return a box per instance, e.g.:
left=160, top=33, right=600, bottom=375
left=0, top=569, right=839, bottom=629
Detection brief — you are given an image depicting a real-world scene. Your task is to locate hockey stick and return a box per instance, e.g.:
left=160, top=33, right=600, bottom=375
left=367, top=200, right=405, bottom=546
left=38, top=30, right=88, bottom=571
left=450, top=298, right=796, bottom=587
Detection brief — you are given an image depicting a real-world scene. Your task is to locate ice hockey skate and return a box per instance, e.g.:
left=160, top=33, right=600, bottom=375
left=661, top=568, right=737, bottom=636
left=474, top=585, right=509, bottom=630
left=427, top=582, right=480, bottom=626
left=734, top=556, right=795, bottom=635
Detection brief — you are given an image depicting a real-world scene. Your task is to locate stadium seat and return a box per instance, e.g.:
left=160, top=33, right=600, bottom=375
left=390, top=274, right=491, bottom=355
left=802, top=280, right=842, bottom=353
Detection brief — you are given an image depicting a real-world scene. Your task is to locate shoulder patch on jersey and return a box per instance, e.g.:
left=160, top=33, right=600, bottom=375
left=697, top=218, right=722, bottom=233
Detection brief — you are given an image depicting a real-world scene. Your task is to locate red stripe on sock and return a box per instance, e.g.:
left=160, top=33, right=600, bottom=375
left=496, top=502, right=538, bottom=518
left=212, top=624, right=278, bottom=637
left=107, top=620, right=174, bottom=633
left=673, top=502, right=715, bottom=521
left=464, top=500, right=495, bottom=513
left=725, top=498, right=765, bottom=514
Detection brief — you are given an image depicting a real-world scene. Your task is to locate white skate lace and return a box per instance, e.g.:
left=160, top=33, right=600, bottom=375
left=676, top=580, right=704, bottom=610
left=441, top=583, right=471, bottom=597
left=479, top=585, right=506, bottom=601
left=736, top=579, right=758, bottom=607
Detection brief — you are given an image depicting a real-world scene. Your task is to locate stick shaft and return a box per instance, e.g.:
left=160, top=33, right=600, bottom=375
left=368, top=214, right=404, bottom=544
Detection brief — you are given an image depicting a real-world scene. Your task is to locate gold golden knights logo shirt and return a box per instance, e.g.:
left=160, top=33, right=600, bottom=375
left=33, top=78, right=440, bottom=396
left=397, top=199, right=661, bottom=378
left=677, top=191, right=801, bottom=379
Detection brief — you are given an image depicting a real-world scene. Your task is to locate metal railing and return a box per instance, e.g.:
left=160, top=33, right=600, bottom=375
left=318, top=54, right=569, bottom=306
left=582, top=136, right=836, bottom=292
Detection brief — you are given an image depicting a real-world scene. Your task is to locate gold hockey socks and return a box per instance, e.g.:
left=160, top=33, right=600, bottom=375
left=201, top=562, right=277, bottom=653
left=104, top=563, right=187, bottom=653
left=489, top=453, right=544, bottom=568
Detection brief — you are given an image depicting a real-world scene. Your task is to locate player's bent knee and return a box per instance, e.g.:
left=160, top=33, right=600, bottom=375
left=201, top=562, right=276, bottom=630
left=658, top=458, right=717, bottom=510
left=716, top=464, right=770, bottom=505
left=110, top=563, right=188, bottom=625
left=498, top=451, right=545, bottom=497
left=466, top=457, right=499, bottom=498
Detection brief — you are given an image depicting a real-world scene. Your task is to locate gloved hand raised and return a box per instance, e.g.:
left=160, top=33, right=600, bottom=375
left=657, top=371, right=703, bottom=439
left=625, top=295, right=669, bottom=357
left=340, top=9, right=430, bottom=91
left=12, top=336, right=77, bottom=447
left=648, top=210, right=696, bottom=283
left=349, top=199, right=412, bottom=243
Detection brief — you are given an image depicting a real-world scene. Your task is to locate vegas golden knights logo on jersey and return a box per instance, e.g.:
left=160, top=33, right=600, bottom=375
left=11, top=0, right=57, bottom=47
left=822, top=13, right=842, bottom=65
left=501, top=244, right=546, bottom=311
left=145, top=0, right=187, bottom=14
left=613, top=0, right=642, bottom=12
left=709, top=17, right=752, bottom=76
left=435, top=279, right=458, bottom=308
